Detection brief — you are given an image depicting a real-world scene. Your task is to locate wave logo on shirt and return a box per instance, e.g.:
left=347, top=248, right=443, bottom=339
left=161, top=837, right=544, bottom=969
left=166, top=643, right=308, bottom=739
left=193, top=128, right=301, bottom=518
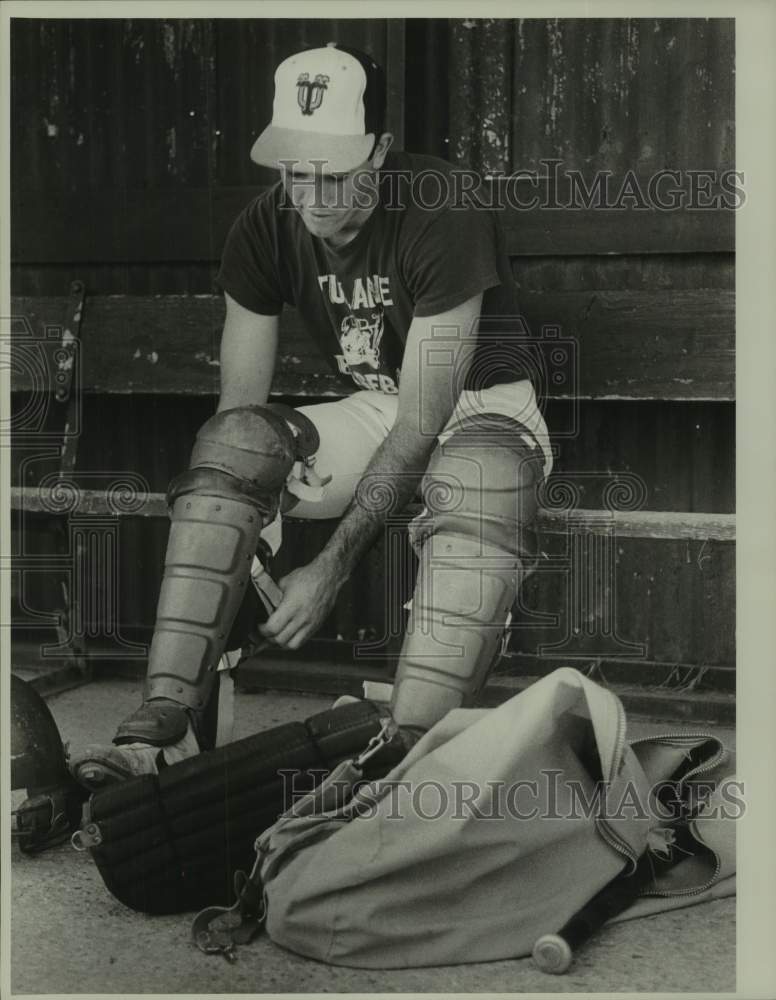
left=297, top=73, right=329, bottom=115
left=339, top=311, right=384, bottom=371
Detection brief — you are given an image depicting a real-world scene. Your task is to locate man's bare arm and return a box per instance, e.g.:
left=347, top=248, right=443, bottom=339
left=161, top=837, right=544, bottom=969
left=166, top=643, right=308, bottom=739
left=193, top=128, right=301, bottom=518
left=259, top=293, right=484, bottom=650
left=317, top=292, right=482, bottom=584
left=217, top=291, right=280, bottom=411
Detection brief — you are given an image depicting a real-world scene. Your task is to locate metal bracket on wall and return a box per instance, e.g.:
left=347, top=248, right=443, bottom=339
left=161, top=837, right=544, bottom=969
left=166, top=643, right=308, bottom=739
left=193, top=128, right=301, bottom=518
left=54, top=280, right=84, bottom=404
left=55, top=280, right=91, bottom=687
left=58, top=280, right=85, bottom=476
left=12, top=280, right=93, bottom=698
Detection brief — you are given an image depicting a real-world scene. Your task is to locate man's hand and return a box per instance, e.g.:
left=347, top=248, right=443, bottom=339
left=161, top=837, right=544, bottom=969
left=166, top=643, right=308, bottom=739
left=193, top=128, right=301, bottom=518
left=258, top=554, right=342, bottom=650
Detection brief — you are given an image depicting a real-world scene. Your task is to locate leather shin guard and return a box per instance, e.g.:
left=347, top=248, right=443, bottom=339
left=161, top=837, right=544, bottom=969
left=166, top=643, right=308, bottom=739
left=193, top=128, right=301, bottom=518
left=117, top=406, right=318, bottom=744
left=391, top=416, right=545, bottom=733
left=77, top=701, right=403, bottom=915
left=142, top=493, right=264, bottom=712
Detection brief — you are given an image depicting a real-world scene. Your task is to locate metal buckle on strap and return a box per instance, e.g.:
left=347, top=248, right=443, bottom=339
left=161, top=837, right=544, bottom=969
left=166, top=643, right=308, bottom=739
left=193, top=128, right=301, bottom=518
left=192, top=861, right=265, bottom=961
left=355, top=717, right=397, bottom=770
left=70, top=822, right=103, bottom=851
left=251, top=567, right=283, bottom=615
left=12, top=793, right=71, bottom=853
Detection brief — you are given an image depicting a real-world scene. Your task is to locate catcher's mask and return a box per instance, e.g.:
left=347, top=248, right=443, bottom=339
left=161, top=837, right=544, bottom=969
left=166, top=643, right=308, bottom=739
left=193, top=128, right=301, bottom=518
left=11, top=674, right=87, bottom=854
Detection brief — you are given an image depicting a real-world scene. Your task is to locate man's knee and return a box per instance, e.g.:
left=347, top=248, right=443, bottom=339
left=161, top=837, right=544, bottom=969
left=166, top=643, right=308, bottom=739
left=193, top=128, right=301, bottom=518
left=174, top=404, right=319, bottom=512
left=392, top=416, right=544, bottom=730
left=413, top=415, right=545, bottom=563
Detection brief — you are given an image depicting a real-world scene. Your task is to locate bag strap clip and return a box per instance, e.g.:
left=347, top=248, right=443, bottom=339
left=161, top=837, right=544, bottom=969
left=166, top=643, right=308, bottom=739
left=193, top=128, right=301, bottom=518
left=191, top=857, right=265, bottom=961
left=355, top=717, right=397, bottom=770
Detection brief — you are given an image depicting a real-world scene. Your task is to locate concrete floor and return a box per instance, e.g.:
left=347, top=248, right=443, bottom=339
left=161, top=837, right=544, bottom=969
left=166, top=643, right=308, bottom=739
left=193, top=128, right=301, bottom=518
left=11, top=677, right=736, bottom=994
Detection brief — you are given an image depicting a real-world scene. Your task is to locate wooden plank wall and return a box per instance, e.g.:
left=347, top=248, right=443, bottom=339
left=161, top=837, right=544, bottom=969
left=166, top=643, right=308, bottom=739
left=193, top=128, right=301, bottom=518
left=9, top=17, right=735, bottom=691
left=444, top=18, right=736, bottom=687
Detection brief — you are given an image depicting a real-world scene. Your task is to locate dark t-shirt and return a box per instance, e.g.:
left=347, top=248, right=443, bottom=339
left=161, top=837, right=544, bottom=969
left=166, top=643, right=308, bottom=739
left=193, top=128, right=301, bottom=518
left=215, top=151, right=530, bottom=394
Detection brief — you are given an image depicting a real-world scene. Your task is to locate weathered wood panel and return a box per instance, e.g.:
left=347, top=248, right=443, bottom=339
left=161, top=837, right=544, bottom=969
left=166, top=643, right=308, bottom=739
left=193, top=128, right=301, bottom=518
left=8, top=295, right=328, bottom=397
left=11, top=510, right=734, bottom=673
left=12, top=181, right=734, bottom=264
left=9, top=395, right=734, bottom=515
left=11, top=18, right=403, bottom=194
left=11, top=21, right=218, bottom=194
left=449, top=19, right=734, bottom=176
left=12, top=18, right=735, bottom=260
left=235, top=648, right=736, bottom=698
left=8, top=488, right=736, bottom=541
left=514, top=254, right=734, bottom=293
left=443, top=18, right=736, bottom=254
left=11, top=187, right=254, bottom=266
left=10, top=252, right=735, bottom=299
left=10, top=262, right=218, bottom=297
left=499, top=196, right=734, bottom=255
left=546, top=399, right=735, bottom=515
left=8, top=292, right=734, bottom=400
left=234, top=657, right=735, bottom=724
left=274, top=525, right=736, bottom=670
left=522, top=288, right=734, bottom=400
left=516, top=532, right=735, bottom=669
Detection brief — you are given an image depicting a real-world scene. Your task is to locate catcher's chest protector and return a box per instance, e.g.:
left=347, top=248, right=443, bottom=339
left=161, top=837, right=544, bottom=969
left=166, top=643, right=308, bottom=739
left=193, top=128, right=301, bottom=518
left=73, top=701, right=399, bottom=915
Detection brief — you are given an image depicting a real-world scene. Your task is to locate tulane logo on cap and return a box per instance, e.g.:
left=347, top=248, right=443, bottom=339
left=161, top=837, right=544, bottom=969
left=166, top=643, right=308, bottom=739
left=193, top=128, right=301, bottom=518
left=296, top=72, right=330, bottom=115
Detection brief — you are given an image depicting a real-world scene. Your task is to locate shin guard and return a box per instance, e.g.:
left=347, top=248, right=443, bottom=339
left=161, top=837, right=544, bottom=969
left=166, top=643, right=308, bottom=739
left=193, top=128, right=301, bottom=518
left=116, top=406, right=318, bottom=748
left=391, top=416, right=545, bottom=733
left=74, top=701, right=404, bottom=915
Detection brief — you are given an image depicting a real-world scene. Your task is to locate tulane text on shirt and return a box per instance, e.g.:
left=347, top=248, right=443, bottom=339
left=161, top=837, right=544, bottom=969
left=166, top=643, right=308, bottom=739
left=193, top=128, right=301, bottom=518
left=317, top=273, right=394, bottom=309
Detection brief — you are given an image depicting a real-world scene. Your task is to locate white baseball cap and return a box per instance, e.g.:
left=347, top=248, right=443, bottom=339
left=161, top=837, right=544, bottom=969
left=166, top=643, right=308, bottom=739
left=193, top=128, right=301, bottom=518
left=250, top=43, right=386, bottom=175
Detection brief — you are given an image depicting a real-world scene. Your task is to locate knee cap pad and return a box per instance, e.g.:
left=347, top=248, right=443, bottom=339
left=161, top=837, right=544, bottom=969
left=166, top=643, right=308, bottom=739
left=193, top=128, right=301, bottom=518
left=169, top=405, right=320, bottom=518
left=412, top=415, right=545, bottom=565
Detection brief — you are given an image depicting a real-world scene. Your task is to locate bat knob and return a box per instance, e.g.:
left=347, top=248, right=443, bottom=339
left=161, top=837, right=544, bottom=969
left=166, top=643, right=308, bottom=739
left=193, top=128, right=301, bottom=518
left=533, top=933, right=572, bottom=974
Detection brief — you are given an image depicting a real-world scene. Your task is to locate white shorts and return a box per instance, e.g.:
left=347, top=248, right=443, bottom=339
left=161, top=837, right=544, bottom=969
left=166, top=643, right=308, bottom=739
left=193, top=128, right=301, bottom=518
left=260, top=379, right=552, bottom=551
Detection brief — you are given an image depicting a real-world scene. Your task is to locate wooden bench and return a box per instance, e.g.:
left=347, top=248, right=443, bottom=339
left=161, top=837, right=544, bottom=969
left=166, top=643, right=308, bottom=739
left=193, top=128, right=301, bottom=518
left=9, top=290, right=734, bottom=530
left=9, top=288, right=735, bottom=401
left=8, top=263, right=735, bottom=722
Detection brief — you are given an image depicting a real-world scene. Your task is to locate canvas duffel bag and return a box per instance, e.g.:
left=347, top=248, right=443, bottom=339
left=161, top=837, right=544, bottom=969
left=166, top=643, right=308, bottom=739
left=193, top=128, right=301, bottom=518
left=192, top=667, right=736, bottom=968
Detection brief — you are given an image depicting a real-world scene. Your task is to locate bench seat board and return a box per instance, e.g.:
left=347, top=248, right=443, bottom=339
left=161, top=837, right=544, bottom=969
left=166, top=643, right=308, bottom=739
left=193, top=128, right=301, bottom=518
left=8, top=486, right=736, bottom=541
left=9, top=290, right=734, bottom=400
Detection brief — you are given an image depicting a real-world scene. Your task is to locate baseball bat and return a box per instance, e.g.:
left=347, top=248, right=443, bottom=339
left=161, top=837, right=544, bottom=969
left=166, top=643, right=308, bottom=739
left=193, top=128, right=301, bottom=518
left=532, top=830, right=689, bottom=974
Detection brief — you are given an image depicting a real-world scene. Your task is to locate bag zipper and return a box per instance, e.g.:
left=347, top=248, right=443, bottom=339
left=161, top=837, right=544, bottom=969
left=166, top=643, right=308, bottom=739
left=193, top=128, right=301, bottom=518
left=596, top=697, right=640, bottom=870
left=627, top=730, right=728, bottom=897
left=640, top=847, right=723, bottom=899
left=628, top=731, right=728, bottom=787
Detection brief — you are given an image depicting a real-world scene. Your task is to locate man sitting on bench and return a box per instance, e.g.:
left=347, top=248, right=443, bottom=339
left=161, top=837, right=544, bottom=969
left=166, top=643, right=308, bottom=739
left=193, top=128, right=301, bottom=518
left=70, top=42, right=553, bottom=788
